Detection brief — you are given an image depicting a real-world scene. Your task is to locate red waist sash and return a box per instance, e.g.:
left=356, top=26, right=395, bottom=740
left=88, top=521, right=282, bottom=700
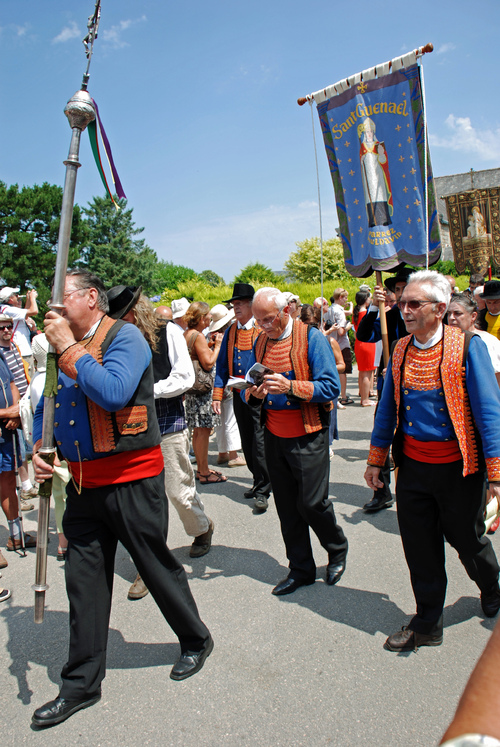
left=68, top=445, right=164, bottom=489
left=266, top=409, right=306, bottom=438
left=403, top=434, right=461, bottom=464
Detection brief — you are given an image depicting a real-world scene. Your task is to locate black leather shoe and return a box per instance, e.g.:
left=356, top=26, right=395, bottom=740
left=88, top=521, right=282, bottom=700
left=170, top=635, right=214, bottom=681
left=363, top=495, right=393, bottom=513
left=254, top=494, right=268, bottom=512
left=384, top=626, right=443, bottom=652
left=481, top=586, right=500, bottom=617
left=272, top=577, right=315, bottom=596
left=243, top=489, right=254, bottom=500
left=326, top=561, right=346, bottom=586
left=32, top=694, right=101, bottom=727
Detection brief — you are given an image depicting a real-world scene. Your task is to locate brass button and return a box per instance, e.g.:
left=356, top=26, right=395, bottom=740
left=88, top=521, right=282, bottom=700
left=54, top=422, right=59, bottom=427
left=439, top=408, right=444, bottom=412
left=268, top=400, right=273, bottom=405
left=404, top=389, right=409, bottom=395
left=57, top=384, right=62, bottom=390
left=439, top=391, right=444, bottom=396
left=442, top=423, right=446, bottom=427
left=57, top=441, right=62, bottom=446
left=409, top=422, right=413, bottom=426
left=55, top=402, right=60, bottom=408
left=74, top=383, right=79, bottom=388
left=406, top=405, right=410, bottom=410
left=71, top=401, right=76, bottom=406
left=69, top=420, right=75, bottom=426
left=286, top=401, right=290, bottom=406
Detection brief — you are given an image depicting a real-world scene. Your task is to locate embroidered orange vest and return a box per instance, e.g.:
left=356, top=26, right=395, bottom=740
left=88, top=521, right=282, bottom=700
left=391, top=325, right=480, bottom=476
left=254, top=320, right=329, bottom=434
left=58, top=316, right=160, bottom=454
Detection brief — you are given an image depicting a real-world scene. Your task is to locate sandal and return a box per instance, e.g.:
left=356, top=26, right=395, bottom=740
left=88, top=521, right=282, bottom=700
left=196, top=470, right=228, bottom=484
left=339, top=397, right=354, bottom=405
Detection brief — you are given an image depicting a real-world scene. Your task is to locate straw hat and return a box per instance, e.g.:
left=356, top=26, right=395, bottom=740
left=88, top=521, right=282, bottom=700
left=209, top=304, right=235, bottom=333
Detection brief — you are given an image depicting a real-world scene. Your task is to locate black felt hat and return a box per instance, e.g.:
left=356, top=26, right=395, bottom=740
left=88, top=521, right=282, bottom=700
left=107, top=285, right=142, bottom=319
left=384, top=268, right=413, bottom=292
left=224, top=283, right=255, bottom=303
left=480, top=280, right=500, bottom=301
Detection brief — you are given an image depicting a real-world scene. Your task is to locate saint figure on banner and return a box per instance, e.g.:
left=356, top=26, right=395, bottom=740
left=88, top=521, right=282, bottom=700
left=358, top=117, right=393, bottom=228
left=467, top=206, right=488, bottom=239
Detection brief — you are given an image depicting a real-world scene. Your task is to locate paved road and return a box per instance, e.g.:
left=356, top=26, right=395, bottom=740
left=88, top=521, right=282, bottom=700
left=1, top=379, right=498, bottom=745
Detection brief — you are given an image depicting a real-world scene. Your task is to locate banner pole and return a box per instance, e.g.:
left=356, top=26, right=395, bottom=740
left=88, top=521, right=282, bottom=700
left=33, top=2, right=100, bottom=625
left=297, top=43, right=434, bottom=106
left=375, top=271, right=390, bottom=367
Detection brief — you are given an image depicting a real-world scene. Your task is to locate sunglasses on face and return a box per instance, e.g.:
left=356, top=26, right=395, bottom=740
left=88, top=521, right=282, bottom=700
left=397, top=300, right=435, bottom=311
left=0, top=324, right=13, bottom=331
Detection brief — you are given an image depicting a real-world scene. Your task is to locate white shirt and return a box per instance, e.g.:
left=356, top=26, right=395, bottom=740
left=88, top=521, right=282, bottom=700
left=476, top=329, right=500, bottom=373
left=327, top=303, right=350, bottom=350
left=237, top=317, right=255, bottom=330
left=413, top=325, right=443, bottom=350
left=153, top=322, right=195, bottom=399
left=0, top=305, right=31, bottom=356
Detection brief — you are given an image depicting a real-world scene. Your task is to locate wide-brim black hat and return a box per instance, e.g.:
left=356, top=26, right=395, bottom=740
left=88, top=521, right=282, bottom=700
left=385, top=268, right=413, bottom=292
left=107, top=285, right=142, bottom=319
left=224, top=283, right=255, bottom=303
left=480, top=279, right=500, bottom=301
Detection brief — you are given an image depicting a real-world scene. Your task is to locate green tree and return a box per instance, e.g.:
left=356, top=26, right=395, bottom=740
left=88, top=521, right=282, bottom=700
left=79, top=195, right=158, bottom=292
left=284, top=237, right=350, bottom=283
left=198, top=269, right=224, bottom=287
left=0, top=180, right=85, bottom=308
left=233, top=262, right=279, bottom=285
left=150, top=260, right=197, bottom=293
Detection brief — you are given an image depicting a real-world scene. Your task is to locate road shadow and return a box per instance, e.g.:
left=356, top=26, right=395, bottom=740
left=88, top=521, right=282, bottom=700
left=0, top=603, right=179, bottom=705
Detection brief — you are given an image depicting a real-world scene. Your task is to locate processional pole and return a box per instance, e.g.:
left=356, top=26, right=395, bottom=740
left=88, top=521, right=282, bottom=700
left=33, top=1, right=101, bottom=624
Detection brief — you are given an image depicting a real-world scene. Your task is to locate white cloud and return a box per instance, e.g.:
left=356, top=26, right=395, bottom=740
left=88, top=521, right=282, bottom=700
left=16, top=25, right=29, bottom=37
left=436, top=42, right=456, bottom=55
left=152, top=201, right=338, bottom=281
left=52, top=21, right=80, bottom=44
left=429, top=114, right=500, bottom=162
left=102, top=16, right=147, bottom=49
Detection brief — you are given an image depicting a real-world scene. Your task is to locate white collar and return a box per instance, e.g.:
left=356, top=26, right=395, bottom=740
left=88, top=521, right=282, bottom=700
left=237, top=317, right=254, bottom=330
left=82, top=318, right=103, bottom=340
left=413, top=325, right=443, bottom=350
left=277, top=316, right=293, bottom=340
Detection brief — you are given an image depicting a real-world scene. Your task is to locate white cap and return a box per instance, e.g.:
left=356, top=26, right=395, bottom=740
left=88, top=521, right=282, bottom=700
left=0, top=286, right=20, bottom=302
left=171, top=297, right=190, bottom=319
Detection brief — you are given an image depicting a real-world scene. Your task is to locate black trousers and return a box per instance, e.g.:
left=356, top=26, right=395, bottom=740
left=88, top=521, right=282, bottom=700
left=233, top=393, right=271, bottom=498
left=396, top=456, right=500, bottom=636
left=60, top=471, right=210, bottom=700
left=265, top=427, right=348, bottom=581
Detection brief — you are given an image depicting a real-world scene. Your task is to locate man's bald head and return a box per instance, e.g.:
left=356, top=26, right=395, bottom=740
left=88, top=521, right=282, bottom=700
left=154, top=305, right=173, bottom=320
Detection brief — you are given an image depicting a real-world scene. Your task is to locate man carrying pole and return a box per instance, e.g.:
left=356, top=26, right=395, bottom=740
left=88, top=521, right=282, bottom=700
left=31, top=270, right=213, bottom=727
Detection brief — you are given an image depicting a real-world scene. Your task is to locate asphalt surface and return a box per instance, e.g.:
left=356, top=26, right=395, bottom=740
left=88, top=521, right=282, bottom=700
left=1, top=377, right=498, bottom=746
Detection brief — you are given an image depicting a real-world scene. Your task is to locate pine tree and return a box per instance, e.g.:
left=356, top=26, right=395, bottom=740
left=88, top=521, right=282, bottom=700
left=79, top=195, right=158, bottom=292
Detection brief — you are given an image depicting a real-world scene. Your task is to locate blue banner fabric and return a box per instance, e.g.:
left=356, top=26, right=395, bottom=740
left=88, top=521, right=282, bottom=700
left=317, top=63, right=441, bottom=277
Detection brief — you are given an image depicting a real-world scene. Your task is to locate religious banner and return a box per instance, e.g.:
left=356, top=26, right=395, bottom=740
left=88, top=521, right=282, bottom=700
left=444, top=188, right=500, bottom=275
left=316, top=62, right=441, bottom=277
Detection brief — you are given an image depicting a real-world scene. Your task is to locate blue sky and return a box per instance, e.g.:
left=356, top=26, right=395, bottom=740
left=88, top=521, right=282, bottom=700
left=1, top=1, right=499, bottom=282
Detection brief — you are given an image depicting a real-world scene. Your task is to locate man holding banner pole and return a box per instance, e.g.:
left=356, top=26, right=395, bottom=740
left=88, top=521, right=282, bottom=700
left=357, top=267, right=411, bottom=512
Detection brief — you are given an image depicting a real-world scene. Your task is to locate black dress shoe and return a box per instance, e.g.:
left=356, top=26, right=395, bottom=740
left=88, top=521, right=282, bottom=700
left=254, top=494, right=268, bottom=512
left=481, top=586, right=500, bottom=617
left=170, top=635, right=214, bottom=681
left=363, top=495, right=393, bottom=513
left=32, top=694, right=101, bottom=727
left=243, top=489, right=254, bottom=500
left=272, top=577, right=315, bottom=596
left=326, top=561, right=346, bottom=586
